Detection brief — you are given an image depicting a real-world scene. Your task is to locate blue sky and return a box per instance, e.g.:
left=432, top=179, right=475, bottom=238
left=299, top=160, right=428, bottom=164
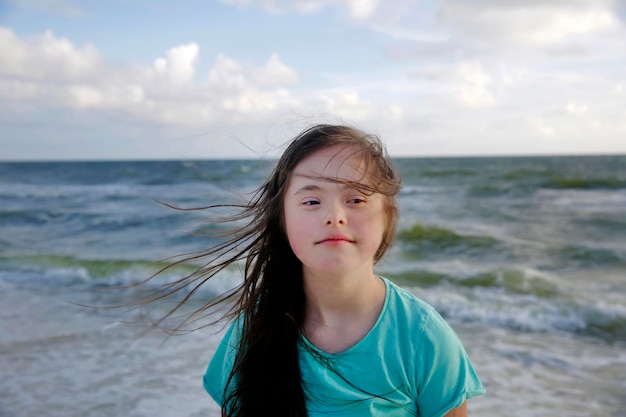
left=1, top=0, right=625, bottom=160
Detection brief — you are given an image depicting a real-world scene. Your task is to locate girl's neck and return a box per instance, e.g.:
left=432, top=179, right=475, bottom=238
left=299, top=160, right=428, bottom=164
left=304, top=265, right=373, bottom=303
left=301, top=269, right=386, bottom=354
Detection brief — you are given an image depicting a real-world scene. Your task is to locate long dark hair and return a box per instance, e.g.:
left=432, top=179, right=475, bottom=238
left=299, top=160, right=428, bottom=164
left=137, top=124, right=401, bottom=417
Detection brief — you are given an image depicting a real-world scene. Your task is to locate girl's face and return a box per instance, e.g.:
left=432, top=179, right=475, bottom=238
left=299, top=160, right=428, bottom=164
left=283, top=145, right=387, bottom=280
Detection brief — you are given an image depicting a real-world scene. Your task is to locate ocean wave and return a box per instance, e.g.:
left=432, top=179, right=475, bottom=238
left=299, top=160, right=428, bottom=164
left=142, top=160, right=268, bottom=186
left=553, top=245, right=626, bottom=268
left=389, top=268, right=561, bottom=298
left=0, top=209, right=61, bottom=226
left=543, top=176, right=626, bottom=190
left=397, top=223, right=499, bottom=256
left=0, top=255, right=195, bottom=287
left=0, top=180, right=235, bottom=207
left=572, top=216, right=626, bottom=233
left=503, top=167, right=551, bottom=180
left=0, top=254, right=242, bottom=299
left=398, top=269, right=626, bottom=343
left=467, top=184, right=510, bottom=196
left=421, top=168, right=477, bottom=178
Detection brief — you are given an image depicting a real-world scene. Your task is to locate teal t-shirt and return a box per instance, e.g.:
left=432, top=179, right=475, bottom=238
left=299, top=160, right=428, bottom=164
left=203, top=278, right=485, bottom=417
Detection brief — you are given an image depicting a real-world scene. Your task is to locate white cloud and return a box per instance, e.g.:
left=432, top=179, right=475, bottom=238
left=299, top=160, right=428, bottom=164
left=219, top=0, right=327, bottom=14
left=5, top=0, right=85, bottom=17
left=353, top=0, right=625, bottom=67
left=0, top=27, right=99, bottom=81
left=0, top=79, right=40, bottom=100
left=441, top=1, right=620, bottom=46
left=408, top=61, right=497, bottom=109
left=66, top=84, right=145, bottom=109
left=456, top=61, right=495, bottom=108
left=566, top=101, right=589, bottom=116
left=251, top=53, right=299, bottom=86
left=346, top=0, right=380, bottom=19
left=153, top=43, right=199, bottom=84
left=0, top=27, right=304, bottom=127
left=532, top=118, right=557, bottom=138
left=207, top=53, right=246, bottom=89
left=319, top=88, right=372, bottom=120
left=2, top=0, right=626, bottom=160
left=219, top=0, right=379, bottom=19
left=68, top=85, right=102, bottom=108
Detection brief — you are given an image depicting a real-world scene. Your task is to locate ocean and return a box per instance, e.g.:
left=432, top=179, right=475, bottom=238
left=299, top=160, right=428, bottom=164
left=1, top=155, right=625, bottom=417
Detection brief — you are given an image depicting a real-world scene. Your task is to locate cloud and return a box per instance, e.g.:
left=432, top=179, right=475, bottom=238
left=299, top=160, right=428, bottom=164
left=345, top=0, right=380, bottom=19
left=251, top=53, right=299, bottom=86
left=219, top=0, right=379, bottom=19
left=441, top=0, right=620, bottom=46
left=566, top=101, right=589, bottom=116
left=219, top=0, right=325, bottom=14
left=408, top=61, right=497, bottom=109
left=0, top=27, right=100, bottom=81
left=455, top=61, right=495, bottom=108
left=207, top=53, right=246, bottom=90
left=2, top=0, right=626, bottom=160
left=0, top=27, right=304, bottom=127
left=4, top=0, right=85, bottom=17
left=345, top=0, right=625, bottom=66
left=153, top=43, right=199, bottom=85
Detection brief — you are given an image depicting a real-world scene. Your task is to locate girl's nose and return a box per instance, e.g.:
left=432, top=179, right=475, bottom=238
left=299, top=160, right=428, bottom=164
left=325, top=203, right=346, bottom=225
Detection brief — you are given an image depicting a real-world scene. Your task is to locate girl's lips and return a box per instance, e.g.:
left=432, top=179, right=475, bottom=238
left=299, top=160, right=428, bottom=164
left=316, top=234, right=354, bottom=245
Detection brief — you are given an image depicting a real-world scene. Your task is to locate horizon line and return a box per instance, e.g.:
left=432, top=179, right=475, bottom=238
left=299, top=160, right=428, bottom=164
left=2, top=151, right=626, bottom=164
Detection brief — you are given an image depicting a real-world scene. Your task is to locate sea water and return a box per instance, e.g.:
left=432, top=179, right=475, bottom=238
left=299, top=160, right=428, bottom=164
left=1, top=156, right=625, bottom=417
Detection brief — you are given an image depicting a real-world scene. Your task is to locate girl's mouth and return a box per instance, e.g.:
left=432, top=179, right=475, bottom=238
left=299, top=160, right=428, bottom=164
left=316, top=234, right=354, bottom=245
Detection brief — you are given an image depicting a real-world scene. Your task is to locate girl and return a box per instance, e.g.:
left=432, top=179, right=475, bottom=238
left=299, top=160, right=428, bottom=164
left=153, top=124, right=484, bottom=416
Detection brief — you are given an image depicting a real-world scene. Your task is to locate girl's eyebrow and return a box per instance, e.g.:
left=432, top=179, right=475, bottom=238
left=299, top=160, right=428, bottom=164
left=290, top=173, right=325, bottom=195
left=293, top=184, right=322, bottom=195
left=291, top=175, right=366, bottom=195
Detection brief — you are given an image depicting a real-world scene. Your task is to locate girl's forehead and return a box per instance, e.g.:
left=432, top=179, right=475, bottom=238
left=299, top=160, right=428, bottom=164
left=292, top=145, right=367, bottom=180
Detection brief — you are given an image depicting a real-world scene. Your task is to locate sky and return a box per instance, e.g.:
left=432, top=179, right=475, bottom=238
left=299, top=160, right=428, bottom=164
left=1, top=0, right=625, bottom=160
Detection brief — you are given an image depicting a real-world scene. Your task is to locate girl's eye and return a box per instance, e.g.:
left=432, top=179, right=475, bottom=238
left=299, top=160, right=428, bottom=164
left=302, top=199, right=320, bottom=206
left=348, top=197, right=366, bottom=204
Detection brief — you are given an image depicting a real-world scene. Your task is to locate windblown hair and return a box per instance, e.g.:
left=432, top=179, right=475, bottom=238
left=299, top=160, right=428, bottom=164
left=142, top=124, right=401, bottom=417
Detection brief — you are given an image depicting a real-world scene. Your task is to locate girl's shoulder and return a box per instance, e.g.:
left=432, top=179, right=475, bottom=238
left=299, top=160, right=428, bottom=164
left=380, top=277, right=453, bottom=340
left=381, top=277, right=439, bottom=318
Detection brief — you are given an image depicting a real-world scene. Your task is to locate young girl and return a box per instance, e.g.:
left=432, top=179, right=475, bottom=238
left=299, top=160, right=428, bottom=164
left=153, top=124, right=484, bottom=416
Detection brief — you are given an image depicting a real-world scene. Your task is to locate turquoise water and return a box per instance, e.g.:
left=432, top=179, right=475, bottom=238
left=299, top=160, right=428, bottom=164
left=1, top=156, right=625, bottom=416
